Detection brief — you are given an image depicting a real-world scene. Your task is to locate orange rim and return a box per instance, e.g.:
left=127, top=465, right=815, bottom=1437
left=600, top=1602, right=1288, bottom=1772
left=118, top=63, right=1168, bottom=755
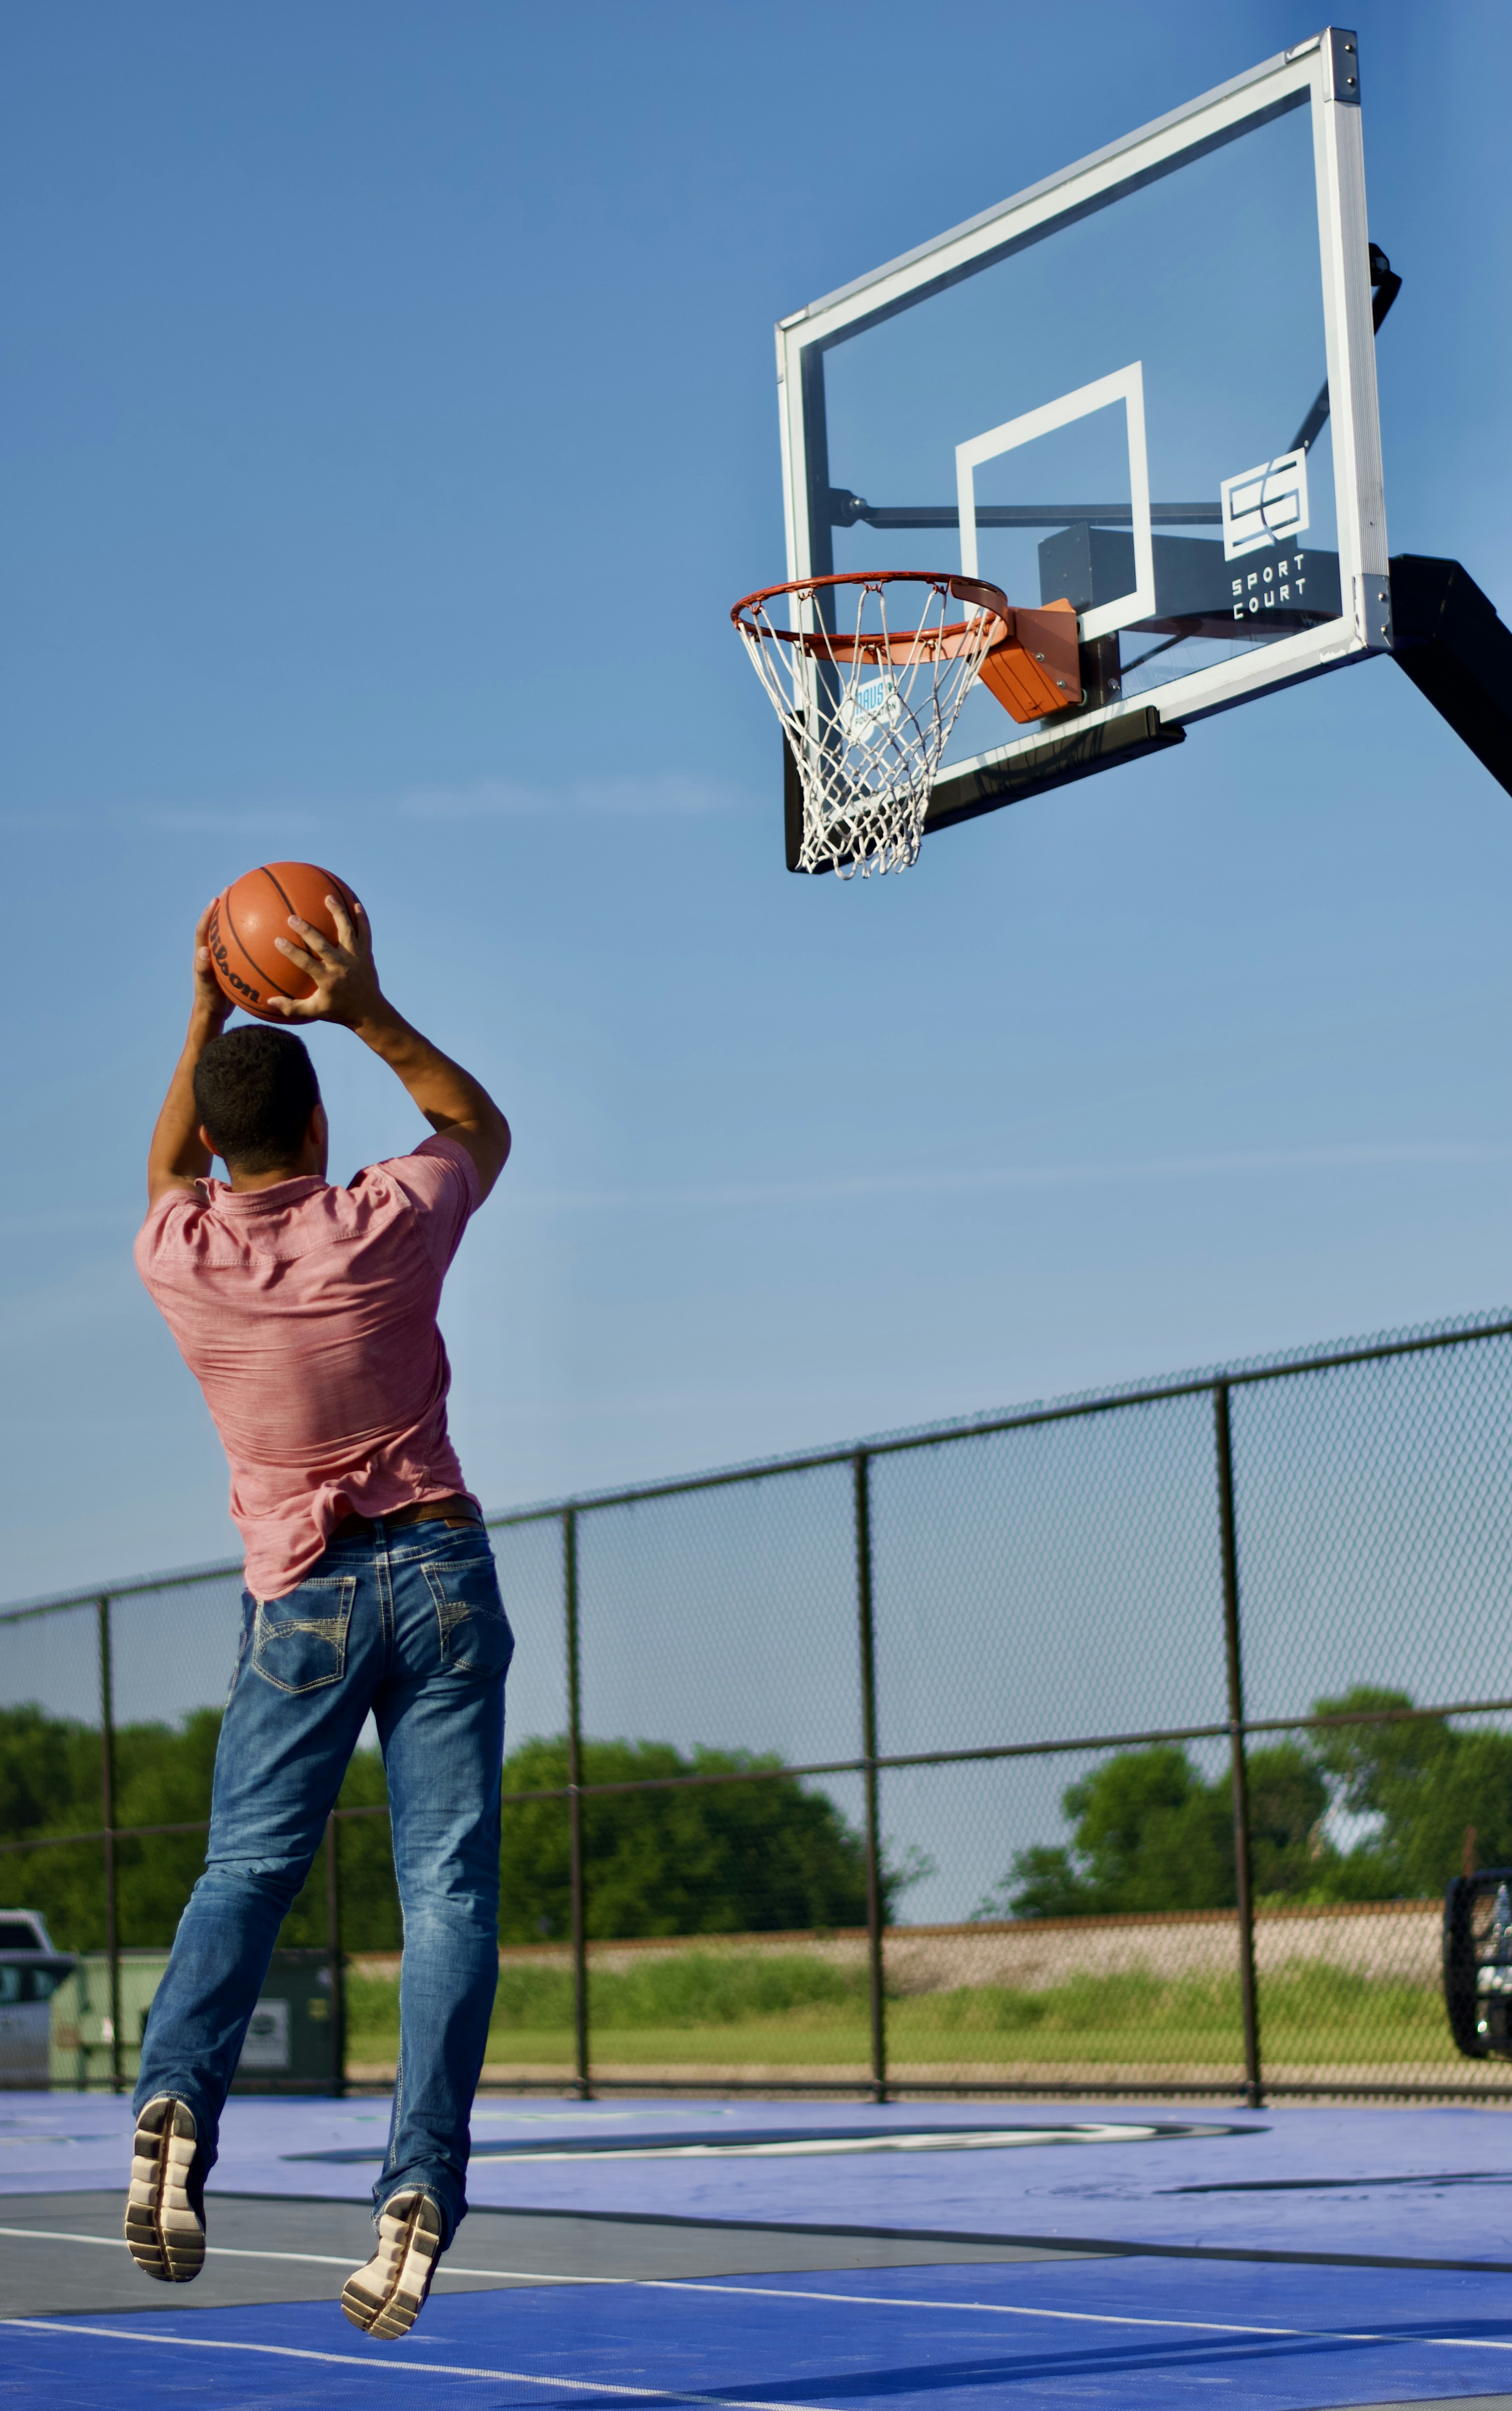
left=732, top=570, right=1012, bottom=660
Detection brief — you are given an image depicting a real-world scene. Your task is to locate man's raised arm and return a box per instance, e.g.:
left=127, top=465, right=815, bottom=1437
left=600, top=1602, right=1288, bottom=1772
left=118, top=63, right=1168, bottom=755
left=145, top=904, right=236, bottom=1207
left=269, top=893, right=511, bottom=1199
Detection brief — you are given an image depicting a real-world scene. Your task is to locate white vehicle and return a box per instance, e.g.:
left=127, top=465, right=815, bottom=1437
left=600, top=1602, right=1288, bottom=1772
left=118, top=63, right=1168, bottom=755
left=0, top=1912, right=76, bottom=2090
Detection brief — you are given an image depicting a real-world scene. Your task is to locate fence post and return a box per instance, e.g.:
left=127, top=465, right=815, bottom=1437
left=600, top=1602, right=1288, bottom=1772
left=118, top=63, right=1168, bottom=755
left=96, top=1596, right=123, bottom=2096
left=1213, top=1384, right=1263, bottom=2111
left=563, top=1508, right=591, bottom=2100
left=325, top=1811, right=346, bottom=2100
left=853, top=1453, right=888, bottom=2105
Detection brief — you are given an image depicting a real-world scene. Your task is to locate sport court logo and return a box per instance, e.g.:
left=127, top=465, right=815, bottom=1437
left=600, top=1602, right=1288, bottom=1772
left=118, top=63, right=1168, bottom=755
left=1219, top=448, right=1310, bottom=560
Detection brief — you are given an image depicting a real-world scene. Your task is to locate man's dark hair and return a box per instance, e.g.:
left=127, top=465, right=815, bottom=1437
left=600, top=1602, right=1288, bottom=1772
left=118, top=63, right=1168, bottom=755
left=193, top=1026, right=321, bottom=1173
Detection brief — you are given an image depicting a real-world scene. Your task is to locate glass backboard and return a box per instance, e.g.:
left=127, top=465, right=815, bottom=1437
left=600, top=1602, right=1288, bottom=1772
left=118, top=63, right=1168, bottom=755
left=773, top=28, right=1390, bottom=855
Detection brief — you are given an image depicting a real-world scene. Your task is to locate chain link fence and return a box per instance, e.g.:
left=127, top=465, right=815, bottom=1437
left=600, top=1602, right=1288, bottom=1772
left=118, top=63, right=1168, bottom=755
left=6, top=1309, right=1512, bottom=2104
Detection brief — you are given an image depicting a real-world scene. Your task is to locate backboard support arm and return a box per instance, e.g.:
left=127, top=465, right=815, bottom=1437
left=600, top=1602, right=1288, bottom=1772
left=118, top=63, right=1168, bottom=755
left=1390, top=556, right=1512, bottom=799
left=917, top=552, right=1512, bottom=853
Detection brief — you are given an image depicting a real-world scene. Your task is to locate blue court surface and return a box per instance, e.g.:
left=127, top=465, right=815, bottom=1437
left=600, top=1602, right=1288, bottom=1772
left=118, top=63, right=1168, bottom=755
left=7, top=2091, right=1512, bottom=2408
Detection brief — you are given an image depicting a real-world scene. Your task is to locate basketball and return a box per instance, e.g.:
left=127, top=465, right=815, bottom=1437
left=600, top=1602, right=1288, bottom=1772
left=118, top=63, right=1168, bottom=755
left=207, top=861, right=362, bottom=1020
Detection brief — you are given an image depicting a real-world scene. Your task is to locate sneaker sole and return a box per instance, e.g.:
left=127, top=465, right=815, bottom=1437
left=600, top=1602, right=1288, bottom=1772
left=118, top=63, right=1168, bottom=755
left=125, top=2096, right=205, bottom=2283
left=341, top=2191, right=442, bottom=2338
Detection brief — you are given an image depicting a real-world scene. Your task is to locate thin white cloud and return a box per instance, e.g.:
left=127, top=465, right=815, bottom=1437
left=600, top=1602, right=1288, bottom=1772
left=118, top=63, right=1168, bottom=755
left=511, top=1140, right=1512, bottom=1214
left=0, top=1207, right=136, bottom=1236
left=1, top=775, right=734, bottom=830
left=139, top=809, right=324, bottom=835
left=400, top=773, right=733, bottom=818
left=0, top=804, right=323, bottom=835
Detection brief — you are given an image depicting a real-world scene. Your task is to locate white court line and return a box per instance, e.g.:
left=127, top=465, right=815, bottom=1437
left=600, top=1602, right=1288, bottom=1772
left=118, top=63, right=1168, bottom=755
left=6, top=2322, right=835, bottom=2409
left=468, top=2124, right=1163, bottom=2164
left=0, top=2224, right=565, bottom=2279
left=9, top=2228, right=1512, bottom=2359
left=0, top=2226, right=1085, bottom=2295
left=14, top=2305, right=1512, bottom=2395
left=454, top=2276, right=1512, bottom=2352
left=0, top=2226, right=603, bottom=2281
left=0, top=2226, right=357, bottom=2270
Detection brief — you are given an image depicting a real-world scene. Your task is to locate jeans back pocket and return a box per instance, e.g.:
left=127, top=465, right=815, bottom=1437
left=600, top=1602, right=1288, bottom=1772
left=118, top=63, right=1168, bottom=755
left=251, top=1575, right=356, bottom=1694
left=421, top=1555, right=514, bottom=1677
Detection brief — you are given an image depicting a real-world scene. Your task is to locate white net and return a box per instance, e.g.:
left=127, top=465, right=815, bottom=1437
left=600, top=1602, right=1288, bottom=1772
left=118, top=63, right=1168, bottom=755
left=734, top=574, right=1007, bottom=878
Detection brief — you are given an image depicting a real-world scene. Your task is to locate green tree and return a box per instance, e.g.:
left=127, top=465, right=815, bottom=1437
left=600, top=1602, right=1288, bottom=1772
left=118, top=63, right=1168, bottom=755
left=0, top=1703, right=110, bottom=1948
left=0, top=1701, right=387, bottom=1952
left=113, top=1709, right=228, bottom=1946
left=1246, top=1739, right=1332, bottom=1897
left=0, top=1703, right=99, bottom=1834
left=1309, top=1685, right=1512, bottom=1899
left=495, top=1736, right=897, bottom=1941
left=0, top=1705, right=897, bottom=1951
left=983, top=1745, right=1230, bottom=1917
left=981, top=1739, right=1328, bottom=1919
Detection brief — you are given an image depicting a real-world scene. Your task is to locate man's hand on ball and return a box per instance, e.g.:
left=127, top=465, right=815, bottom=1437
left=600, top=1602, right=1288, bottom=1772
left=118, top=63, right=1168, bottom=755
left=271, top=893, right=385, bottom=1027
left=192, top=903, right=234, bottom=1034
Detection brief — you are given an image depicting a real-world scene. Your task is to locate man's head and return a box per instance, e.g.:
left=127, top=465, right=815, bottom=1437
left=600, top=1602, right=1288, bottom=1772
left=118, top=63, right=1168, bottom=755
left=193, top=1025, right=327, bottom=1181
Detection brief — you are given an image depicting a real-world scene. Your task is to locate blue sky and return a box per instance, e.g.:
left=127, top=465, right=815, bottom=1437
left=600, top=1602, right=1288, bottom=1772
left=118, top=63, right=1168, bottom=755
left=2, top=0, right=1510, bottom=1606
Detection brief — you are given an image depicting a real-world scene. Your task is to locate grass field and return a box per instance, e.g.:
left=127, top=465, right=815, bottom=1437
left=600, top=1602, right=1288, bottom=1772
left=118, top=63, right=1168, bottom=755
left=344, top=1952, right=1463, bottom=2070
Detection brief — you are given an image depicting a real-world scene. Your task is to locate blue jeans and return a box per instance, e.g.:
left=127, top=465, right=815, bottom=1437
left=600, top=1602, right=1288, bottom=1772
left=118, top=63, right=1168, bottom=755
left=134, top=1520, right=512, bottom=2247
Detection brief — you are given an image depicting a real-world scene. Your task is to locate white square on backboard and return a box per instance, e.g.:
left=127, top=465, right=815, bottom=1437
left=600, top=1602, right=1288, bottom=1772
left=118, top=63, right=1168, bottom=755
left=955, top=363, right=1156, bottom=644
left=1220, top=448, right=1311, bottom=559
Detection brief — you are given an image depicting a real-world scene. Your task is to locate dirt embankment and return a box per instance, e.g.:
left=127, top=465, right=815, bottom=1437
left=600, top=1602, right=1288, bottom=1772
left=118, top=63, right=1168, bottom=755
left=349, top=1897, right=1444, bottom=1990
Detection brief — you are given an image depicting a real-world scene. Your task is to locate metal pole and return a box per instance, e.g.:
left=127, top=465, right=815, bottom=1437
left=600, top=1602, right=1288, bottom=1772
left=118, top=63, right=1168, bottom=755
left=325, top=1811, right=346, bottom=2100
left=1214, top=1384, right=1263, bottom=2111
left=853, top=1453, right=888, bottom=2104
left=96, top=1597, right=122, bottom=2095
left=563, top=1509, right=591, bottom=2100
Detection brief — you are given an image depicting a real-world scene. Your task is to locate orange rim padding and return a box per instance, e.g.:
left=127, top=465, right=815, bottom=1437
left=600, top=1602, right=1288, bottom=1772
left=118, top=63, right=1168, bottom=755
left=977, top=599, right=1083, bottom=723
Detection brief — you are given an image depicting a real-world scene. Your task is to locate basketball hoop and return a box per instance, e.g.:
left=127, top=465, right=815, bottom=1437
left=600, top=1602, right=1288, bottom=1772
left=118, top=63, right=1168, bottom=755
left=732, top=573, right=1010, bottom=877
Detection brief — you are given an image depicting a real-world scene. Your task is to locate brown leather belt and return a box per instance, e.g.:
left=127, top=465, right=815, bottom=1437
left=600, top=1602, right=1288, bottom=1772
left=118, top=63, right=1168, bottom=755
left=331, top=1495, right=482, bottom=1542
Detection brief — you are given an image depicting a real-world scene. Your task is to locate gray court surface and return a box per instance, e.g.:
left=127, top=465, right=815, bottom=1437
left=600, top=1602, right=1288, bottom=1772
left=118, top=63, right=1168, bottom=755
left=0, top=2186, right=1105, bottom=2317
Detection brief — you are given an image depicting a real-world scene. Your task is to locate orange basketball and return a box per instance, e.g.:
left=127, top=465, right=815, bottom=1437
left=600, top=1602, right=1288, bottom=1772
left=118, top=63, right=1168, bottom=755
left=207, top=862, right=362, bottom=1021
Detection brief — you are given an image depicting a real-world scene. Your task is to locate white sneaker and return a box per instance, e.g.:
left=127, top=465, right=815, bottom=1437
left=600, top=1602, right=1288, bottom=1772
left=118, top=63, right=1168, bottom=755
left=341, top=2187, right=444, bottom=2338
left=124, top=2095, right=206, bottom=2283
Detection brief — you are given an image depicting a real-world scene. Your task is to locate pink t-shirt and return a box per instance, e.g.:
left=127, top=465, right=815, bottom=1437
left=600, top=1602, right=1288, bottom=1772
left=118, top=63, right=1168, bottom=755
left=135, top=1133, right=482, bottom=1601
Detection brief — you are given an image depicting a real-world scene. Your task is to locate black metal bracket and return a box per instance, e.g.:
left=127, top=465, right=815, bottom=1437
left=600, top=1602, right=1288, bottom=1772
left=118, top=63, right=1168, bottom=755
left=1369, top=241, right=1402, bottom=332
left=785, top=709, right=1183, bottom=873
left=925, top=707, right=1185, bottom=840
left=1291, top=241, right=1400, bottom=455
left=784, top=710, right=1184, bottom=873
left=1323, top=26, right=1361, bottom=105
left=783, top=728, right=807, bottom=873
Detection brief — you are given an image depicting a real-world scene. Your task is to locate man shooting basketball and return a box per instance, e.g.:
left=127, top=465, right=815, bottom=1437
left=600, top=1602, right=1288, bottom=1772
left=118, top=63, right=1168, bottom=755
left=127, top=886, right=511, bottom=2339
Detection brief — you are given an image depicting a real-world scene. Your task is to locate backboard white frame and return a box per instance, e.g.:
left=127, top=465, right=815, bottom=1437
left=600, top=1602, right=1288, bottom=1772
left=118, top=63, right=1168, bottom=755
left=773, top=28, right=1389, bottom=791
